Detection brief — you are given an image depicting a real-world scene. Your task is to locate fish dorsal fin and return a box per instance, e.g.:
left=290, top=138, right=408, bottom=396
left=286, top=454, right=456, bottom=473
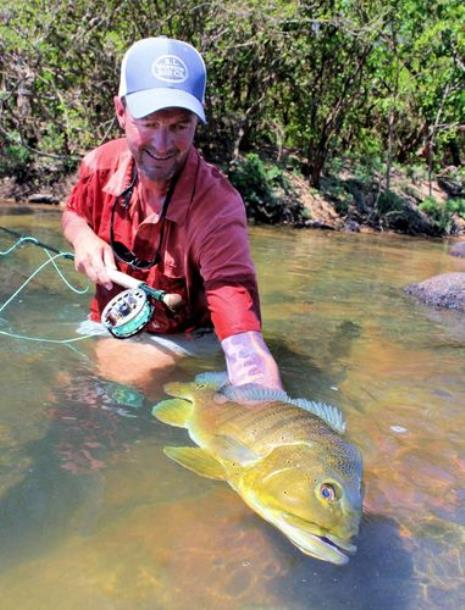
left=152, top=398, right=192, bottom=428
left=219, top=383, right=289, bottom=404
left=289, top=398, right=346, bottom=434
left=194, top=371, right=229, bottom=389
left=163, top=446, right=226, bottom=480
left=193, top=372, right=347, bottom=433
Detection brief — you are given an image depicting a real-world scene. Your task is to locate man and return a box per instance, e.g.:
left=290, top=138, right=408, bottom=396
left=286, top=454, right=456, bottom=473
left=63, top=36, right=282, bottom=390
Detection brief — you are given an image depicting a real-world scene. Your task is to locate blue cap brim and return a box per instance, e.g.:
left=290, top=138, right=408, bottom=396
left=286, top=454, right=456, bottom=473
left=125, top=88, right=206, bottom=123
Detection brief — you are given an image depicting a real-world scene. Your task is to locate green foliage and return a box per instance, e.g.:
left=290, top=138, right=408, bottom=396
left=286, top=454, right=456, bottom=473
left=0, top=139, right=31, bottom=180
left=419, top=196, right=457, bottom=234
left=0, top=0, right=463, bottom=219
left=227, top=153, right=303, bottom=223
left=405, top=164, right=428, bottom=184
left=320, top=180, right=355, bottom=216
left=419, top=196, right=442, bottom=217
left=377, top=190, right=406, bottom=216
left=352, top=158, right=385, bottom=184
left=446, top=198, right=465, bottom=219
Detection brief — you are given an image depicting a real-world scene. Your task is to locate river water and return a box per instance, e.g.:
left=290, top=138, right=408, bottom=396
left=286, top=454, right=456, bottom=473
left=0, top=209, right=463, bottom=610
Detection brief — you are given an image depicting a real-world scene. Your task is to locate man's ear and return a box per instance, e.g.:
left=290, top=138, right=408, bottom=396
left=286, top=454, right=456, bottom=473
left=114, top=96, right=126, bottom=129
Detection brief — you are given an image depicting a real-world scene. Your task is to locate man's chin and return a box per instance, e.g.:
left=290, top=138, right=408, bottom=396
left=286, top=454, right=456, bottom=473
left=140, top=164, right=177, bottom=183
left=138, top=157, right=186, bottom=184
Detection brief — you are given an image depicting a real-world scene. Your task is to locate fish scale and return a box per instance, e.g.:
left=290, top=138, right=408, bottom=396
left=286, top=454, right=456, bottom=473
left=255, top=410, right=328, bottom=442
left=202, top=402, right=331, bottom=453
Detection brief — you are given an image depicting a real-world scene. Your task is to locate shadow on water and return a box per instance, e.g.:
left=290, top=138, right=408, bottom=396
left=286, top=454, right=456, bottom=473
left=0, top=358, right=419, bottom=609
left=263, top=512, right=415, bottom=610
left=267, top=317, right=363, bottom=404
left=0, top=367, right=165, bottom=574
left=0, top=442, right=104, bottom=573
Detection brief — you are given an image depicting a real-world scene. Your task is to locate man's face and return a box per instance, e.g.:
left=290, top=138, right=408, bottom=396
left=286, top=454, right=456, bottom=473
left=114, top=98, right=198, bottom=183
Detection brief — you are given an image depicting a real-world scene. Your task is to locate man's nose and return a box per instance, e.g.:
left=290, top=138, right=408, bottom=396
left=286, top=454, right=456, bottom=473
left=152, top=127, right=172, bottom=153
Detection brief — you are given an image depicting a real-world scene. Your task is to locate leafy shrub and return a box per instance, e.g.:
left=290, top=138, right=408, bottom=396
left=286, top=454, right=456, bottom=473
left=419, top=196, right=455, bottom=234
left=352, top=158, right=384, bottom=184
left=376, top=190, right=405, bottom=215
left=0, top=138, right=32, bottom=182
left=320, top=180, right=354, bottom=216
left=418, top=195, right=441, bottom=217
left=405, top=164, right=428, bottom=184
left=446, top=198, right=465, bottom=219
left=227, top=153, right=304, bottom=224
left=374, top=190, right=429, bottom=234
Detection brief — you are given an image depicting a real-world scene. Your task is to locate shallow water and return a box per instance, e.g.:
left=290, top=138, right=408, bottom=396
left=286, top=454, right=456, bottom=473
left=0, top=210, right=464, bottom=610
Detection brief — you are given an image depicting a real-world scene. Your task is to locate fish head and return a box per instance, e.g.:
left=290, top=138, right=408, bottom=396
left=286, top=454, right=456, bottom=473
left=240, top=441, right=363, bottom=565
left=163, top=372, right=229, bottom=404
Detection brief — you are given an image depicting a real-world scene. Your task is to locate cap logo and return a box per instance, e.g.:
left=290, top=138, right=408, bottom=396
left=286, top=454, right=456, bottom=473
left=152, top=55, right=188, bottom=83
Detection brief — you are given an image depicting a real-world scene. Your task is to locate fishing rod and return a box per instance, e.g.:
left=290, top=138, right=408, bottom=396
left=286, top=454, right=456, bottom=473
left=0, top=225, right=74, bottom=259
left=0, top=225, right=183, bottom=339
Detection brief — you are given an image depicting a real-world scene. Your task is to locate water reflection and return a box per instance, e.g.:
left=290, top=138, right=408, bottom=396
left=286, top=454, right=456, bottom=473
left=0, top=443, right=415, bottom=610
left=0, top=212, right=464, bottom=609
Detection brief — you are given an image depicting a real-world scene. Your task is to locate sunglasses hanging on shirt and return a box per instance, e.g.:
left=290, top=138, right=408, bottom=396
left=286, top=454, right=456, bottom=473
left=102, top=166, right=183, bottom=338
left=110, top=166, right=179, bottom=270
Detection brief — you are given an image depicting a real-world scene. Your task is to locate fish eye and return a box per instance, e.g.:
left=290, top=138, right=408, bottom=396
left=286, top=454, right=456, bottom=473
left=319, top=483, right=337, bottom=502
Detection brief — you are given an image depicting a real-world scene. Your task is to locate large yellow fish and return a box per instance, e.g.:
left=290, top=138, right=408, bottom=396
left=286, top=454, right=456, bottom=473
left=152, top=373, right=363, bottom=565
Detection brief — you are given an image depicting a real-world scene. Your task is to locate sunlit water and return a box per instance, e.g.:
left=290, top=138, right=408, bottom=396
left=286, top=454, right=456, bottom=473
left=0, top=209, right=464, bottom=610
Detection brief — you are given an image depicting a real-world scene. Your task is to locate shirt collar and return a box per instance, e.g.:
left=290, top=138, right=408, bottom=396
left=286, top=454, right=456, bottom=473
left=102, top=145, right=133, bottom=197
left=165, top=147, right=199, bottom=225
left=102, top=144, right=199, bottom=226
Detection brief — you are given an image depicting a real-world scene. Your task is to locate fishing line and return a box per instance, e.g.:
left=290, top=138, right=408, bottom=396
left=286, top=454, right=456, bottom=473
left=0, top=230, right=94, bottom=345
left=0, top=235, right=40, bottom=256
left=0, top=226, right=184, bottom=343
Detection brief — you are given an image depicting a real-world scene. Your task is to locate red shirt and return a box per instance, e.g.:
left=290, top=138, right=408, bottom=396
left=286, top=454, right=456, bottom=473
left=65, top=139, right=261, bottom=341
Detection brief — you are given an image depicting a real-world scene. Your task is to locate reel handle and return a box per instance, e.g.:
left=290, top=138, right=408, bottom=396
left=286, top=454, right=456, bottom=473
left=106, top=268, right=183, bottom=311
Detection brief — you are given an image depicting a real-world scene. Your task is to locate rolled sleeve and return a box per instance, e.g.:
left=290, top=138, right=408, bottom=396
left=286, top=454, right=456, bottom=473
left=205, top=278, right=261, bottom=341
left=197, top=213, right=262, bottom=341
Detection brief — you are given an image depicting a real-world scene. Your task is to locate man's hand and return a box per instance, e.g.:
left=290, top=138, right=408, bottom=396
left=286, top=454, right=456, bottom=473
left=62, top=210, right=116, bottom=290
left=221, top=331, right=283, bottom=390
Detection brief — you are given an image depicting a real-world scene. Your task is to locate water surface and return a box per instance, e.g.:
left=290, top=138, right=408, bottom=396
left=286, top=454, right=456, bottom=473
left=0, top=210, right=463, bottom=610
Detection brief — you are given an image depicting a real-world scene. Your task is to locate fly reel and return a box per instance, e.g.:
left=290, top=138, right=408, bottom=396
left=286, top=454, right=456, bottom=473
left=101, top=270, right=183, bottom=339
left=102, top=287, right=154, bottom=338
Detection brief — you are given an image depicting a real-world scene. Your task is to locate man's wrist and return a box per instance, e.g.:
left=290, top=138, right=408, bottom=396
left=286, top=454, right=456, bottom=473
left=221, top=331, right=283, bottom=390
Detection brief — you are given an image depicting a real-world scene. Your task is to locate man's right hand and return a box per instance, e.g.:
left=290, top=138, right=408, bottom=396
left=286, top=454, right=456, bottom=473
left=62, top=210, right=116, bottom=290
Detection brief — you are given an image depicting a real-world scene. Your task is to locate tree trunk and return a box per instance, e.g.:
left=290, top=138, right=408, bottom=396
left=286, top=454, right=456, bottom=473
left=385, top=110, right=395, bottom=191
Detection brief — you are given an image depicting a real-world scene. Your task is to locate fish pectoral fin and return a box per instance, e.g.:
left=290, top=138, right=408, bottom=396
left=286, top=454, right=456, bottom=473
left=163, top=446, right=226, bottom=481
left=212, top=434, right=261, bottom=465
left=152, top=398, right=192, bottom=428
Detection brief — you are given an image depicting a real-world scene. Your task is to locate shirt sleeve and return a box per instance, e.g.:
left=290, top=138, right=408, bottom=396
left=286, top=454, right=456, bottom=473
left=196, top=210, right=262, bottom=341
left=65, top=162, right=92, bottom=218
left=65, top=160, right=106, bottom=233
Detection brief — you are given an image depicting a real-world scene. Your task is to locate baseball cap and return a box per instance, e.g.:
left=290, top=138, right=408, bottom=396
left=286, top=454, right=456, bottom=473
left=119, top=37, right=207, bottom=123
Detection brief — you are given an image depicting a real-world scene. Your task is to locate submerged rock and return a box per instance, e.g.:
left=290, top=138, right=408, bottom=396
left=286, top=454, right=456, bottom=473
left=343, top=219, right=361, bottom=233
left=405, top=272, right=465, bottom=311
left=27, top=193, right=60, bottom=204
left=448, top=241, right=465, bottom=258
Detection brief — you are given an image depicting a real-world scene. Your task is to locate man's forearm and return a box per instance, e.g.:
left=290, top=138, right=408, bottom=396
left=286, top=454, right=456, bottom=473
left=62, top=210, right=94, bottom=247
left=221, top=331, right=283, bottom=390
left=62, top=210, right=116, bottom=288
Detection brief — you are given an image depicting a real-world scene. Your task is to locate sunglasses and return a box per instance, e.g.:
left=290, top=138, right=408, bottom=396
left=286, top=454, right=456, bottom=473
left=110, top=168, right=177, bottom=270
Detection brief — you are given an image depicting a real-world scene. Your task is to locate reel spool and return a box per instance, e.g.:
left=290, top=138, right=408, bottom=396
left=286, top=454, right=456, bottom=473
left=102, top=287, right=154, bottom=339
left=101, top=271, right=183, bottom=339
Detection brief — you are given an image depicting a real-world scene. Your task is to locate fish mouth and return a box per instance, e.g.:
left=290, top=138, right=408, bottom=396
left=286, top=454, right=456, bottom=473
left=277, top=512, right=357, bottom=565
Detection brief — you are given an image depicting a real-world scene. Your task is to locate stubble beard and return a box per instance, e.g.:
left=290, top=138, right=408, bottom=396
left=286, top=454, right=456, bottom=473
left=138, top=149, right=187, bottom=184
